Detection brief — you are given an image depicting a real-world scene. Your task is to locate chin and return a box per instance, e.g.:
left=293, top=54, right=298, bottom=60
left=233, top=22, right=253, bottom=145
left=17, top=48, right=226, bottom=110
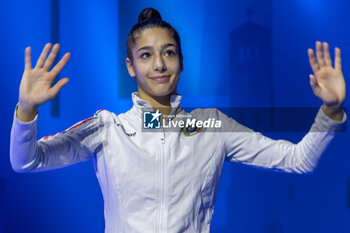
left=150, top=88, right=175, bottom=97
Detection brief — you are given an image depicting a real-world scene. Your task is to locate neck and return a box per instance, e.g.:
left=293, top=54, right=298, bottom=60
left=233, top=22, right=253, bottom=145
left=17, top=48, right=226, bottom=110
left=139, top=92, right=173, bottom=116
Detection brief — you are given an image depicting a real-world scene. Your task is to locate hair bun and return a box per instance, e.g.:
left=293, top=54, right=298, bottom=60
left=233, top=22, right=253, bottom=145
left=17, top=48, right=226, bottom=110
left=138, top=8, right=162, bottom=23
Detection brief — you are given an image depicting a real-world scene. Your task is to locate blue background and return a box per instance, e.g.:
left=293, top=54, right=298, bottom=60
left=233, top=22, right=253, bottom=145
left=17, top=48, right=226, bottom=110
left=0, top=0, right=349, bottom=232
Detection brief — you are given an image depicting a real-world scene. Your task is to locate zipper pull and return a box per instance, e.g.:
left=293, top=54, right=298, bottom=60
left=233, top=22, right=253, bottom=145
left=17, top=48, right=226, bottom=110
left=159, top=131, right=165, bottom=144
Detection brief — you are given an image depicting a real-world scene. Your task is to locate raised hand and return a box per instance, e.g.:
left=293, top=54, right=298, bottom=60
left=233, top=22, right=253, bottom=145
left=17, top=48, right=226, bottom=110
left=308, top=41, right=346, bottom=121
left=17, top=43, right=71, bottom=121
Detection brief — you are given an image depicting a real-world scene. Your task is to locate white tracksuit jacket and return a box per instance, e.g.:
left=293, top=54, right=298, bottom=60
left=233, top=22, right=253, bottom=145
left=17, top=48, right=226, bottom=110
left=10, top=92, right=346, bottom=233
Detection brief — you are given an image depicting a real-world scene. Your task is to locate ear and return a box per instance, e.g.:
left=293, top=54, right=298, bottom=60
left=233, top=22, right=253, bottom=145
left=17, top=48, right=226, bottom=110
left=126, top=58, right=136, bottom=77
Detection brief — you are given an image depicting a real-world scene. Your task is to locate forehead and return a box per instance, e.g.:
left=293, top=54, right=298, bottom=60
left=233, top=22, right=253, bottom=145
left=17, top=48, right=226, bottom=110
left=133, top=27, right=176, bottom=50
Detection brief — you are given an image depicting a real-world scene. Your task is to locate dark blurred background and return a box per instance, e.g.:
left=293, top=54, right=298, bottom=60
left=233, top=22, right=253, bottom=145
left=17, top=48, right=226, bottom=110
left=0, top=0, right=349, bottom=232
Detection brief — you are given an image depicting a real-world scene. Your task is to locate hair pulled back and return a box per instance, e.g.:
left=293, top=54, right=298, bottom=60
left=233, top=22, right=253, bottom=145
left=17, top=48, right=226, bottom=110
left=126, top=8, right=182, bottom=64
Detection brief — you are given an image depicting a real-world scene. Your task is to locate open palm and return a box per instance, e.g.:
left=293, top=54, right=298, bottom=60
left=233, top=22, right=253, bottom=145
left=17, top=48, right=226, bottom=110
left=308, top=41, right=346, bottom=108
left=19, top=43, right=71, bottom=112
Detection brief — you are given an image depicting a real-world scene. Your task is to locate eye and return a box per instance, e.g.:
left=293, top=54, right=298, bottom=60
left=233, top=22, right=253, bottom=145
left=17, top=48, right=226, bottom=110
left=164, top=50, right=176, bottom=57
left=140, top=52, right=151, bottom=59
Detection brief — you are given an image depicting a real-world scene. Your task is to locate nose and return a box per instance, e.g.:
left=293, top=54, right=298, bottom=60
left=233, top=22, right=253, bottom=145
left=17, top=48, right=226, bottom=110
left=153, top=55, right=166, bottom=72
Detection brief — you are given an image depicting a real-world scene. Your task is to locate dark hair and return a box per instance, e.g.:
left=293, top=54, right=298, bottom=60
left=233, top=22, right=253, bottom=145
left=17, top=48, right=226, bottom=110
left=126, top=8, right=183, bottom=66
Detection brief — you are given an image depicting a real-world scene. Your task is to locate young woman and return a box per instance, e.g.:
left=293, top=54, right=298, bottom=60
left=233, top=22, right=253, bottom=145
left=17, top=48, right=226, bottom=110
left=11, top=8, right=346, bottom=233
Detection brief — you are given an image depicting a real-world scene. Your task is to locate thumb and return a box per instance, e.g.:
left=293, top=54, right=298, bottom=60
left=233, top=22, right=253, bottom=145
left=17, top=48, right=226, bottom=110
left=49, top=77, right=69, bottom=99
left=309, top=74, right=321, bottom=97
left=309, top=74, right=318, bottom=89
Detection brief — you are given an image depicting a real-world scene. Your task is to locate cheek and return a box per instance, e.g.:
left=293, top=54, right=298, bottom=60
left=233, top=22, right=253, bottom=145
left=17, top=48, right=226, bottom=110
left=166, top=59, right=181, bottom=72
left=133, top=63, right=149, bottom=77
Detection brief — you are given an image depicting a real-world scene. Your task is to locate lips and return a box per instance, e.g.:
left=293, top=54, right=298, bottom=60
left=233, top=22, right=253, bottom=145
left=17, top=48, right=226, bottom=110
left=149, top=75, right=170, bottom=82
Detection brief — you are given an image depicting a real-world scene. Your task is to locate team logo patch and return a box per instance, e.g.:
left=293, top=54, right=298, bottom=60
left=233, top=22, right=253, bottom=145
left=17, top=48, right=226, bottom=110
left=143, top=110, right=161, bottom=129
left=182, top=124, right=202, bottom=136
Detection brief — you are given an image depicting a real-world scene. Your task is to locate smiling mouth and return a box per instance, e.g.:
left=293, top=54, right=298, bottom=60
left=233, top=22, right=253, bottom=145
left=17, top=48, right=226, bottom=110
left=149, top=75, right=171, bottom=82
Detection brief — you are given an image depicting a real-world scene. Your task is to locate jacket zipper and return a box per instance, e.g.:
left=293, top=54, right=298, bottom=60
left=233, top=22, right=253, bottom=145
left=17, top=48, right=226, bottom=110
left=158, top=131, right=166, bottom=232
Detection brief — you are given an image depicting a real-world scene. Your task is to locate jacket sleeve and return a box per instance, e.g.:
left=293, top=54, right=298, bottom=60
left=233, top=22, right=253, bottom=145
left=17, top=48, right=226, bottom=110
left=10, top=107, right=103, bottom=173
left=220, top=107, right=346, bottom=174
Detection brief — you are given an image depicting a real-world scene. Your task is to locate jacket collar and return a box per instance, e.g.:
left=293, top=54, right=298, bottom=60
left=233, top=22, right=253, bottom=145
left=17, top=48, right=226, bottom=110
left=131, top=92, right=183, bottom=119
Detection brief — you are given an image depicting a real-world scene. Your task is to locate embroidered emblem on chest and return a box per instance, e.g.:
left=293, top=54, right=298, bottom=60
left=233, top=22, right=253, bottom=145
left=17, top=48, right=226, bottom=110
left=181, top=125, right=202, bottom=136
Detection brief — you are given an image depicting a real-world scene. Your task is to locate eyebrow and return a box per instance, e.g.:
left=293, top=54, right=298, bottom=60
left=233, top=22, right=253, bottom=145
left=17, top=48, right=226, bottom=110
left=137, top=43, right=176, bottom=52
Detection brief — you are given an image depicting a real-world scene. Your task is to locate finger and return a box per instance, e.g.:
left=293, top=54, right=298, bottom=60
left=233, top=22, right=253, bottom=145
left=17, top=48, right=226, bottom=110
left=323, top=42, right=332, bottom=67
left=308, top=48, right=320, bottom=74
left=309, top=74, right=319, bottom=95
left=50, top=52, right=71, bottom=76
left=25, top=46, right=32, bottom=70
left=316, top=41, right=326, bottom=67
left=48, top=77, right=69, bottom=99
left=43, top=43, right=60, bottom=71
left=335, top=47, right=342, bottom=71
left=35, top=43, right=52, bottom=68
